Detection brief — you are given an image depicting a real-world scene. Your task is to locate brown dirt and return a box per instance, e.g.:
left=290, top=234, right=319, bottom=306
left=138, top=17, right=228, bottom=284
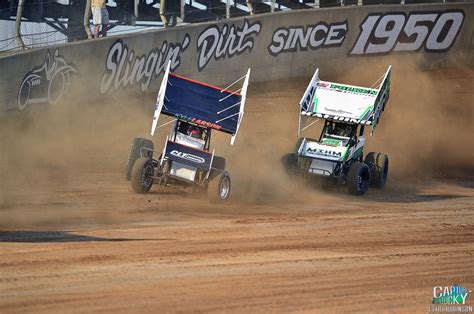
left=0, top=64, right=473, bottom=313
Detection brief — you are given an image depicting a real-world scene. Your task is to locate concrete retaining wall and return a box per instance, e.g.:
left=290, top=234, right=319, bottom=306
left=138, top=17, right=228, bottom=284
left=1, top=3, right=473, bottom=113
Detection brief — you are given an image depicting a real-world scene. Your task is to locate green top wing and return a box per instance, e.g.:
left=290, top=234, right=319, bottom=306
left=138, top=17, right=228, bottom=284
left=299, top=66, right=391, bottom=135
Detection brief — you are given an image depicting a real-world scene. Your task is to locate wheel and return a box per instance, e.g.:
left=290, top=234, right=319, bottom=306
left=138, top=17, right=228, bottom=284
left=281, top=153, right=298, bottom=177
left=365, top=152, right=389, bottom=188
left=207, top=171, right=231, bottom=203
left=18, top=80, right=31, bottom=111
left=320, top=177, right=337, bottom=190
left=347, top=162, right=371, bottom=195
left=208, top=156, right=226, bottom=181
left=125, top=138, right=154, bottom=180
left=48, top=71, right=65, bottom=105
left=212, top=156, right=226, bottom=171
left=131, top=157, right=154, bottom=194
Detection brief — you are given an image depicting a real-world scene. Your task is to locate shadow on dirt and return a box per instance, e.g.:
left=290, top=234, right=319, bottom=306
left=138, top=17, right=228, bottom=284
left=364, top=193, right=464, bottom=204
left=0, top=231, right=167, bottom=243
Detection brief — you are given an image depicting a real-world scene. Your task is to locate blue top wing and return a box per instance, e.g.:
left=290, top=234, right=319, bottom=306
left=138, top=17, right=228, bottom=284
left=162, top=74, right=242, bottom=135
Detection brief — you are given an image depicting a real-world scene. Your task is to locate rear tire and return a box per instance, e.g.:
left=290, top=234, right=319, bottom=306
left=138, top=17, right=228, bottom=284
left=365, top=152, right=389, bottom=188
left=208, top=171, right=231, bottom=203
left=131, top=158, right=155, bottom=194
left=281, top=153, right=298, bottom=177
left=347, top=162, right=371, bottom=195
left=208, top=156, right=226, bottom=181
left=126, top=138, right=153, bottom=180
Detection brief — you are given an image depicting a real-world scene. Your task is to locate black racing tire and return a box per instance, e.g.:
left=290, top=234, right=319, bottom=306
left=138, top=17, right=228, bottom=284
left=131, top=157, right=155, bottom=194
left=207, top=171, right=231, bottom=203
left=208, top=156, right=226, bottom=181
left=281, top=153, right=299, bottom=177
left=125, top=138, right=154, bottom=180
left=212, top=156, right=226, bottom=171
left=320, top=178, right=337, bottom=191
left=347, top=162, right=371, bottom=195
left=365, top=152, right=389, bottom=188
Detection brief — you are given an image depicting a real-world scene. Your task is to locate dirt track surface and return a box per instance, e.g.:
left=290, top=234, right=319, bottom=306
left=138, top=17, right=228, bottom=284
left=0, top=64, right=473, bottom=313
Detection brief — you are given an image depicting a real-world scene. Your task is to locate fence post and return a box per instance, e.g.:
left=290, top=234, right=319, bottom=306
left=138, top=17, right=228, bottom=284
left=84, top=0, right=92, bottom=39
left=181, top=0, right=185, bottom=21
left=160, top=0, right=167, bottom=27
left=226, top=0, right=230, bottom=18
left=314, top=0, right=320, bottom=9
left=15, top=0, right=25, bottom=50
left=134, top=0, right=139, bottom=17
left=246, top=0, right=254, bottom=15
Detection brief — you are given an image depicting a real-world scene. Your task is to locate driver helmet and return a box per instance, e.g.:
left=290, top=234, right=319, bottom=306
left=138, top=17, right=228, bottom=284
left=187, top=126, right=202, bottom=139
left=343, top=125, right=352, bottom=137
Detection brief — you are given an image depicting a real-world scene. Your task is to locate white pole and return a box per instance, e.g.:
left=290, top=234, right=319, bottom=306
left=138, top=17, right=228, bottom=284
left=134, top=0, right=139, bottom=17
left=84, top=0, right=92, bottom=39
left=15, top=0, right=25, bottom=50
left=160, top=0, right=167, bottom=27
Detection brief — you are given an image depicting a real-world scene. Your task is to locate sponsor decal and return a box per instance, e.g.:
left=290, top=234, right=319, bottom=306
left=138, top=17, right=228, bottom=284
left=170, top=150, right=205, bottom=164
left=197, top=19, right=261, bottom=71
left=429, top=284, right=472, bottom=313
left=100, top=36, right=190, bottom=94
left=306, top=147, right=342, bottom=158
left=323, top=106, right=353, bottom=116
left=17, top=49, right=77, bottom=111
left=350, top=10, right=464, bottom=55
left=268, top=21, right=347, bottom=56
left=175, top=113, right=222, bottom=130
left=321, top=138, right=342, bottom=146
left=329, top=84, right=377, bottom=95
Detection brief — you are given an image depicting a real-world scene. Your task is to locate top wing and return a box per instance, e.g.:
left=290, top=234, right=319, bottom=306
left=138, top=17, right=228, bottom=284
left=299, top=66, right=391, bottom=134
left=151, top=62, right=250, bottom=145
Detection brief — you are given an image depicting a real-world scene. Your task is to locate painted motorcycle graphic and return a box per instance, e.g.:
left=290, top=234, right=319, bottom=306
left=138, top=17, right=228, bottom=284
left=17, top=49, right=77, bottom=111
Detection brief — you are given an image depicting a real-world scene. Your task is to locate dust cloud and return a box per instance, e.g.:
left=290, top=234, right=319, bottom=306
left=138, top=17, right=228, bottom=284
left=0, top=60, right=472, bottom=210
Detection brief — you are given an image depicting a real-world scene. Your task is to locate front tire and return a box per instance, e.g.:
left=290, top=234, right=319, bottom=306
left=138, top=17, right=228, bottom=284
left=281, top=153, right=299, bottom=177
left=207, top=171, right=231, bottom=203
left=365, top=152, right=389, bottom=188
left=126, top=138, right=154, bottom=180
left=347, top=162, right=371, bottom=195
left=131, top=158, right=155, bottom=194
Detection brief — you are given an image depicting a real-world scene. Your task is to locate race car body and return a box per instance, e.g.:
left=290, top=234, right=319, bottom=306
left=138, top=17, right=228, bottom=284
left=284, top=65, right=391, bottom=195
left=126, top=62, right=250, bottom=202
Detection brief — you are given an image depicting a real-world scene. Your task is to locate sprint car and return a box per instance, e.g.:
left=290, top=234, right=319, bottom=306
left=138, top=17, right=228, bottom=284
left=283, top=66, right=392, bottom=195
left=126, top=62, right=250, bottom=202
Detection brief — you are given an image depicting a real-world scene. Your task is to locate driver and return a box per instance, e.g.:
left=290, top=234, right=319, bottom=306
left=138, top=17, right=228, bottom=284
left=331, top=123, right=354, bottom=137
left=340, top=125, right=353, bottom=137
left=187, top=125, right=202, bottom=139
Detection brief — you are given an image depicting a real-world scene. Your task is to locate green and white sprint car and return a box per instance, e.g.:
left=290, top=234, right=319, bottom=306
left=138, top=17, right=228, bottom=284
left=283, top=66, right=392, bottom=195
